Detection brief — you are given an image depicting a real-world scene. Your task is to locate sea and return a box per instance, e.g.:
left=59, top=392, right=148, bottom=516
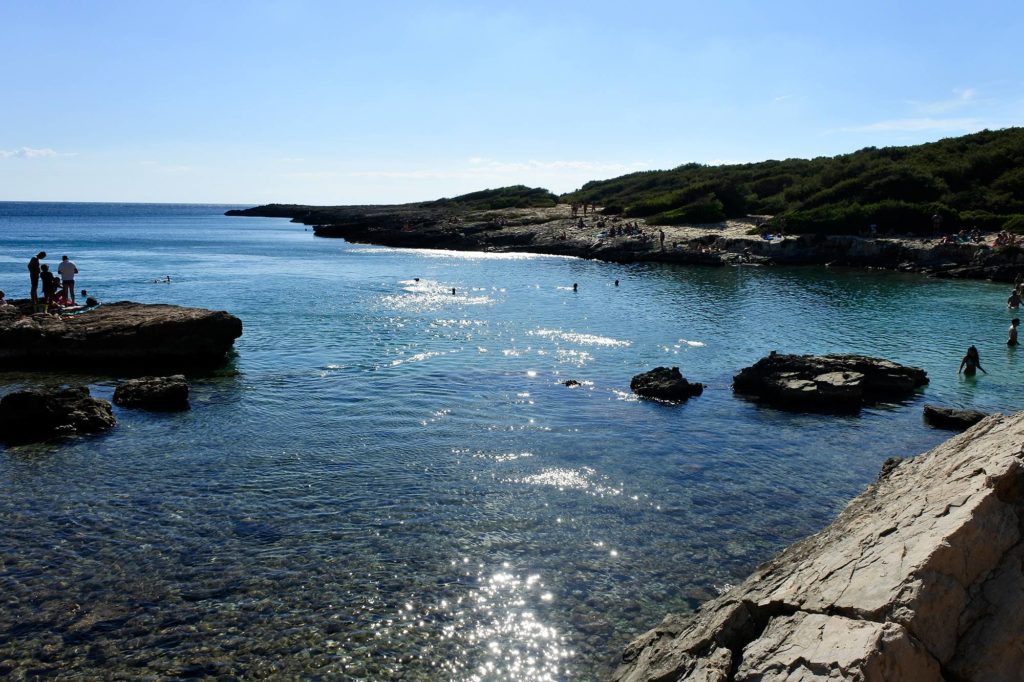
left=0, top=202, right=1021, bottom=680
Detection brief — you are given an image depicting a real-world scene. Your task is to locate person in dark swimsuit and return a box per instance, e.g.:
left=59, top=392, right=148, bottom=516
left=40, top=264, right=57, bottom=308
left=958, top=345, right=987, bottom=376
left=28, top=251, right=46, bottom=306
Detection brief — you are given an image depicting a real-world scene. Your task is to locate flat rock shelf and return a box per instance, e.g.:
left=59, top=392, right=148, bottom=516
left=0, top=302, right=242, bottom=372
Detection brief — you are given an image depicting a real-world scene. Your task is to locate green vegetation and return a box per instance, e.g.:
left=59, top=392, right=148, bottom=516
left=561, top=128, right=1024, bottom=235
left=431, top=185, right=558, bottom=210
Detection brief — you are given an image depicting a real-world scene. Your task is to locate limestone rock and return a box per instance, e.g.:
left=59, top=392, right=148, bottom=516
left=0, top=302, right=242, bottom=371
left=630, top=367, right=704, bottom=402
left=735, top=613, right=941, bottom=681
left=0, top=386, right=115, bottom=444
left=113, top=375, right=189, bottom=411
left=923, top=404, right=989, bottom=431
left=732, top=353, right=927, bottom=411
left=610, top=413, right=1024, bottom=681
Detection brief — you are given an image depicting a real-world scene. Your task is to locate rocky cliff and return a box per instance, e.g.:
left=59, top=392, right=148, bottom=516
left=610, top=412, right=1024, bottom=681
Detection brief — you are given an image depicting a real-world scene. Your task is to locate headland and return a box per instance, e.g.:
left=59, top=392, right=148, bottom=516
left=227, top=202, right=1024, bottom=282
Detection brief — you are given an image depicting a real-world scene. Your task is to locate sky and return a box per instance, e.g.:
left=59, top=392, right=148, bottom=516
left=2, top=0, right=1023, bottom=205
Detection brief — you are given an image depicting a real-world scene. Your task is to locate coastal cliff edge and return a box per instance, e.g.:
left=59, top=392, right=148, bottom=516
left=609, top=412, right=1024, bottom=681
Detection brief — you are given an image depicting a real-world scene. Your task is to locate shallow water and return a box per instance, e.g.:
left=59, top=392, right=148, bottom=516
left=0, top=202, right=1021, bottom=679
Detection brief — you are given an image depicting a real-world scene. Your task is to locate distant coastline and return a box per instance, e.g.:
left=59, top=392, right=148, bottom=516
left=227, top=202, right=1024, bottom=282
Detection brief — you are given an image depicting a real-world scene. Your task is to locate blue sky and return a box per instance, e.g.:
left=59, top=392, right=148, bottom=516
left=2, top=0, right=1022, bottom=204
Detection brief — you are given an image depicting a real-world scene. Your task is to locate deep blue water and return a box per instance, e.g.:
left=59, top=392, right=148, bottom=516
left=0, top=202, right=1021, bottom=679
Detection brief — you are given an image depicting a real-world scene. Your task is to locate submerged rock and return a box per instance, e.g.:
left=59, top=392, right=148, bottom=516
left=0, top=302, right=242, bottom=372
left=0, top=386, right=115, bottom=444
left=923, top=404, right=989, bottom=431
left=733, top=352, right=928, bottom=411
left=611, top=412, right=1024, bottom=681
left=630, top=367, right=704, bottom=402
left=114, top=375, right=189, bottom=411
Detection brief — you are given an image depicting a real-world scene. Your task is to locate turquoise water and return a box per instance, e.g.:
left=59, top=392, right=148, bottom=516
left=0, top=202, right=1021, bottom=680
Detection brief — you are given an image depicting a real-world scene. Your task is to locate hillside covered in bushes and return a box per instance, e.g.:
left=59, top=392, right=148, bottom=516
left=562, top=128, right=1024, bottom=235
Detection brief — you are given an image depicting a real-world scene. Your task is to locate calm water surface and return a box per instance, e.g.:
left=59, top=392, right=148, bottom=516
left=0, top=202, right=1021, bottom=680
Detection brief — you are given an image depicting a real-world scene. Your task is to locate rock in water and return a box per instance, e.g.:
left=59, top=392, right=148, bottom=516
left=630, top=367, right=704, bottom=402
left=923, top=404, right=989, bottom=431
left=114, top=375, right=189, bottom=411
left=610, top=412, right=1024, bottom=681
left=733, top=352, right=927, bottom=411
left=0, top=302, right=242, bottom=372
left=0, top=386, right=115, bottom=444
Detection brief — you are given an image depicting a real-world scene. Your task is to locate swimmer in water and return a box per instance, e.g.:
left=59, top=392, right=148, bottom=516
left=572, top=283, right=578, bottom=292
left=1009, top=318, right=1020, bottom=347
left=958, top=345, right=987, bottom=376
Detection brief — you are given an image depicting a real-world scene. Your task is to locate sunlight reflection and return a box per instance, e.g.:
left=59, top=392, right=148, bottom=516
left=529, top=328, right=631, bottom=347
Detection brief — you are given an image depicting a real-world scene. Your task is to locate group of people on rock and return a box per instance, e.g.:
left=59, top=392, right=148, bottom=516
left=939, top=228, right=985, bottom=245
left=992, top=231, right=1020, bottom=248
left=570, top=202, right=597, bottom=217
left=23, top=251, right=95, bottom=312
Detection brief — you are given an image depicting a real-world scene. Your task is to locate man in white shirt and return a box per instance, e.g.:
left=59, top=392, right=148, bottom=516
left=57, top=255, right=79, bottom=304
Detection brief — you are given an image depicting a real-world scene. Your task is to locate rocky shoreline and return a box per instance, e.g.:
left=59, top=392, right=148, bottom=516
left=0, top=301, right=243, bottom=372
left=227, top=203, right=1024, bottom=282
left=609, top=412, right=1024, bottom=681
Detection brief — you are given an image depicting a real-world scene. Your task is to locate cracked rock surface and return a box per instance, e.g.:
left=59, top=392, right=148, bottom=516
left=610, top=412, right=1024, bottom=681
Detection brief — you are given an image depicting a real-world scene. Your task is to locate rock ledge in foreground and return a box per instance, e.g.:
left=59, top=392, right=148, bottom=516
left=610, top=412, right=1024, bottom=682
left=732, top=352, right=927, bottom=411
left=0, top=302, right=243, bottom=372
left=0, top=386, right=115, bottom=444
left=631, top=367, right=704, bottom=402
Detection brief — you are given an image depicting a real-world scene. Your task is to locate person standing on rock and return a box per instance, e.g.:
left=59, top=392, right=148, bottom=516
left=39, top=264, right=57, bottom=309
left=1008, top=319, right=1019, bottom=347
left=28, top=251, right=45, bottom=307
left=57, top=255, right=78, bottom=305
left=958, top=345, right=987, bottom=376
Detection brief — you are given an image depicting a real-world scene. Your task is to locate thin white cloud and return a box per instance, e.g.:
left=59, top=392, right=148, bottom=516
left=464, top=157, right=650, bottom=175
left=0, top=146, right=73, bottom=159
left=773, top=94, right=794, bottom=102
left=293, top=158, right=651, bottom=183
left=838, top=117, right=986, bottom=134
left=911, top=88, right=978, bottom=115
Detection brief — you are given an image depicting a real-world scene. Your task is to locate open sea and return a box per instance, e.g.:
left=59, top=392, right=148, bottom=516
left=0, top=202, right=1022, bottom=680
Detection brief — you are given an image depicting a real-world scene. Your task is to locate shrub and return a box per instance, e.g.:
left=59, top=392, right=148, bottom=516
left=1003, top=215, right=1024, bottom=234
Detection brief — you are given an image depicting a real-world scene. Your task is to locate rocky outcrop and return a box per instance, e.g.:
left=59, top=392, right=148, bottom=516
left=610, top=411, right=1024, bottom=682
left=923, top=404, right=989, bottom=431
left=0, top=386, right=115, bottom=444
left=227, top=203, right=1024, bottom=283
left=732, top=353, right=928, bottom=411
left=0, top=302, right=242, bottom=371
left=631, top=367, right=704, bottom=402
left=113, top=375, right=189, bottom=411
